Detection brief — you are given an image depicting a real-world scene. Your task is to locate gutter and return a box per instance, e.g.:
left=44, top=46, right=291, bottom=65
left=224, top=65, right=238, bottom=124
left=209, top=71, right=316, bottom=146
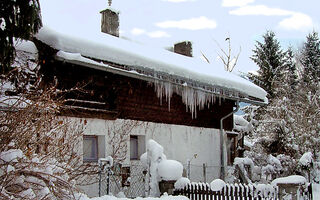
left=219, top=100, right=240, bottom=180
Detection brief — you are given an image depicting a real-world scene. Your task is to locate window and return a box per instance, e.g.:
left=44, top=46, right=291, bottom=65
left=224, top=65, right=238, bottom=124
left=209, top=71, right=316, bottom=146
left=226, top=131, right=238, bottom=165
left=130, top=135, right=145, bottom=160
left=83, top=135, right=98, bottom=161
left=83, top=135, right=105, bottom=162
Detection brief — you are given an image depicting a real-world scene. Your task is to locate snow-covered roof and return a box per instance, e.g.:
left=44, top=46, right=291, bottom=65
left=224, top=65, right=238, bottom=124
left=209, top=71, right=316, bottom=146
left=35, top=26, right=267, bottom=105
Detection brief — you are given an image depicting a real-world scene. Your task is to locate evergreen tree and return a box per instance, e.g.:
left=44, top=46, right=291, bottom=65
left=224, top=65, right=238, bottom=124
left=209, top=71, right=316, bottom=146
left=245, top=32, right=320, bottom=182
left=300, top=31, right=320, bottom=83
left=250, top=31, right=286, bottom=98
left=284, top=47, right=298, bottom=87
left=0, top=0, right=42, bottom=74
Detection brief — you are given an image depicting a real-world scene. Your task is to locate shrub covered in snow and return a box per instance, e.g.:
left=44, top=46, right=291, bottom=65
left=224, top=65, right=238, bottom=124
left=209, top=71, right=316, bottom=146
left=158, top=160, right=183, bottom=181
left=143, top=139, right=183, bottom=197
left=174, top=177, right=190, bottom=190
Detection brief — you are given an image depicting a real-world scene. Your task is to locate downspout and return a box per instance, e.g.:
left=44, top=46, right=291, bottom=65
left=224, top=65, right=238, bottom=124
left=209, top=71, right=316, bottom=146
left=220, top=100, right=240, bottom=180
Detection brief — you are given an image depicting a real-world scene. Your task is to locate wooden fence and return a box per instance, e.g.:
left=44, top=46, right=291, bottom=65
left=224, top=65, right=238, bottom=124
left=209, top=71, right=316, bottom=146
left=174, top=182, right=313, bottom=200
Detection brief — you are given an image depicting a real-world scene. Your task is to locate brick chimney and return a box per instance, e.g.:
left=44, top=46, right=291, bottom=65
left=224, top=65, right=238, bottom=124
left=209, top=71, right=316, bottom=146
left=100, top=8, right=119, bottom=37
left=174, top=41, right=193, bottom=57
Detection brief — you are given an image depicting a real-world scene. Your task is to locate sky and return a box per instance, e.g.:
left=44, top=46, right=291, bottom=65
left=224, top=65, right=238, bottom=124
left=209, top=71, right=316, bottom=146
left=39, top=0, right=319, bottom=73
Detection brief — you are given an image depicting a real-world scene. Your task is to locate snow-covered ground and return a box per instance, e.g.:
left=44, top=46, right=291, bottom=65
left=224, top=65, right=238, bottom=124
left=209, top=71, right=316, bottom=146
left=76, top=194, right=188, bottom=200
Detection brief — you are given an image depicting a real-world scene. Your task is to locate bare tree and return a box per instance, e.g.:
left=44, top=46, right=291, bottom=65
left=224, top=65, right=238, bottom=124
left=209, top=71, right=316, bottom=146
left=201, top=36, right=241, bottom=72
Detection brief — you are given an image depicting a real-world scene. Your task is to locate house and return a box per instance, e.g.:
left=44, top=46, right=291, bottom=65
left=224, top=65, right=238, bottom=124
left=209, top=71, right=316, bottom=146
left=31, top=7, right=267, bottom=197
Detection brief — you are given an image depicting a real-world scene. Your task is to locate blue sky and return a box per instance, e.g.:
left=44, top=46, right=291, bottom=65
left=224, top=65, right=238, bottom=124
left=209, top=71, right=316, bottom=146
left=39, top=0, right=319, bottom=73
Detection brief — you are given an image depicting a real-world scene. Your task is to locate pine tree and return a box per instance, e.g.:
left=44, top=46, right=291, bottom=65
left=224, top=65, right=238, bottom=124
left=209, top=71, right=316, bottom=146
left=250, top=31, right=286, bottom=98
left=0, top=0, right=42, bottom=74
left=245, top=33, right=320, bottom=181
left=284, top=47, right=298, bottom=87
left=300, top=31, right=320, bottom=83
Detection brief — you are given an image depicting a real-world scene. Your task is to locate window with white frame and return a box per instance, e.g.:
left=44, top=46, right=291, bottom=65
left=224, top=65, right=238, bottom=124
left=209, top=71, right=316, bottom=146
left=130, top=135, right=145, bottom=160
left=83, top=135, right=105, bottom=162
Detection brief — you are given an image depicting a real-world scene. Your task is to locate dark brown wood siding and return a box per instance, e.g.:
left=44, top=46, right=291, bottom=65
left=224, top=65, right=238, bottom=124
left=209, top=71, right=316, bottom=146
left=39, top=57, right=234, bottom=130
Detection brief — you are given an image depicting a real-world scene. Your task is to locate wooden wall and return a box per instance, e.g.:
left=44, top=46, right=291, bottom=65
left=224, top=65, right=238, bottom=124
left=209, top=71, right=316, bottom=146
left=39, top=54, right=234, bottom=130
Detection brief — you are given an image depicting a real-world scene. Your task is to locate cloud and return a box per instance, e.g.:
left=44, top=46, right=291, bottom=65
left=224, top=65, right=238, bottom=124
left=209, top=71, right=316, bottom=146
left=222, top=0, right=255, bottom=7
left=162, top=0, right=195, bottom=2
left=278, top=13, right=313, bottom=31
left=130, top=28, right=171, bottom=38
left=229, top=5, right=293, bottom=16
left=228, top=4, right=314, bottom=31
left=147, top=31, right=171, bottom=38
left=131, top=28, right=146, bottom=35
left=156, top=16, right=217, bottom=30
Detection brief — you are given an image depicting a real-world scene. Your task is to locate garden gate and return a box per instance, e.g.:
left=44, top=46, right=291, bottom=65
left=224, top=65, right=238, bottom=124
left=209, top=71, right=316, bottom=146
left=99, top=163, right=147, bottom=198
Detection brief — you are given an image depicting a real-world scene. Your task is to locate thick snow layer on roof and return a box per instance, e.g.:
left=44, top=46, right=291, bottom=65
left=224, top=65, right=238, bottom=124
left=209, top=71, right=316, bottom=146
left=36, top=26, right=267, bottom=103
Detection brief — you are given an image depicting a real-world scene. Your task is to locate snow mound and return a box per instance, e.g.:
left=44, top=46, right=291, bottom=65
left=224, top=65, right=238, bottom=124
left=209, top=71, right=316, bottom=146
left=271, top=175, right=307, bottom=186
left=234, top=157, right=254, bottom=167
left=210, top=179, right=226, bottom=191
left=147, top=139, right=166, bottom=163
left=299, top=152, right=313, bottom=167
left=0, top=149, right=23, bottom=162
left=158, top=160, right=183, bottom=181
left=174, top=177, right=190, bottom=190
left=140, top=152, right=148, bottom=168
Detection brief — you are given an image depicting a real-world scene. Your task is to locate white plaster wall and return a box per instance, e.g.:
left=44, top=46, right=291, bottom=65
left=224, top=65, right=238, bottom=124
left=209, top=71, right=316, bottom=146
left=134, top=122, right=221, bottom=182
left=70, top=117, right=222, bottom=196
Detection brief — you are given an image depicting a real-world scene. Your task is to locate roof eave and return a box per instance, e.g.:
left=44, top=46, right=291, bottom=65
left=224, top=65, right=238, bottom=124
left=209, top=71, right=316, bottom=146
left=55, top=54, right=267, bottom=106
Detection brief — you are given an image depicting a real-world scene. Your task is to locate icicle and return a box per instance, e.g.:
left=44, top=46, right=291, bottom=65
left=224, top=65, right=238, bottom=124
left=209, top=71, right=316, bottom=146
left=153, top=79, right=241, bottom=119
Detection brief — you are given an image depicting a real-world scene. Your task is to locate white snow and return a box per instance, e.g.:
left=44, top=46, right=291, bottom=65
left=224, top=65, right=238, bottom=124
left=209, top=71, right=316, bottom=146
left=36, top=26, right=267, bottom=104
left=0, top=17, right=5, bottom=31
left=271, top=175, right=307, bottom=186
left=76, top=193, right=189, bottom=200
left=299, top=152, right=313, bottom=167
left=14, top=39, right=38, bottom=55
left=0, top=149, right=23, bottom=162
left=210, top=179, right=226, bottom=191
left=158, top=160, right=183, bottom=181
left=234, top=157, right=254, bottom=167
left=140, top=152, right=148, bottom=169
left=144, top=139, right=183, bottom=196
left=174, top=177, right=190, bottom=190
left=99, top=156, right=114, bottom=167
left=147, top=139, right=166, bottom=197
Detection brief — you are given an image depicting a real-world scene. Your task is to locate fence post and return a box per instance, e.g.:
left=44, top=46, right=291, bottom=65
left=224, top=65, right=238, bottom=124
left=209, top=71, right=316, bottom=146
left=203, top=163, right=206, bottom=183
left=99, top=163, right=102, bottom=197
left=187, top=159, right=191, bottom=179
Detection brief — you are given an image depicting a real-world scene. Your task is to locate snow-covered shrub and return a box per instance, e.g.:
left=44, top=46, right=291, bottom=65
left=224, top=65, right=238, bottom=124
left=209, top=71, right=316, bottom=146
left=174, top=177, right=190, bottom=190
left=158, top=160, right=183, bottom=181
left=0, top=95, right=88, bottom=198
left=298, top=152, right=320, bottom=183
left=143, top=140, right=183, bottom=197
left=262, top=155, right=282, bottom=181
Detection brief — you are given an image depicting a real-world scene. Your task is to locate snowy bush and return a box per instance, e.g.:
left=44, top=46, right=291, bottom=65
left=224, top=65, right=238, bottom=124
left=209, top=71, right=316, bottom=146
left=0, top=72, right=102, bottom=199
left=174, top=177, right=190, bottom=190
left=143, top=140, right=183, bottom=197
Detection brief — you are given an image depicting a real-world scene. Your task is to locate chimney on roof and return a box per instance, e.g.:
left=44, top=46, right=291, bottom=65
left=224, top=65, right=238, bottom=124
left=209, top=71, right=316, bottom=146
left=100, top=3, right=119, bottom=37
left=174, top=41, right=193, bottom=57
